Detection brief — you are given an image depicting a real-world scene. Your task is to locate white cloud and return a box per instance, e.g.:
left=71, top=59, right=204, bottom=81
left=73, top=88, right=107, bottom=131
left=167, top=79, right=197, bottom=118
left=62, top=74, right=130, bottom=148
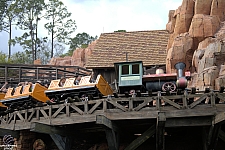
left=0, top=0, right=182, bottom=53
left=64, top=0, right=182, bottom=37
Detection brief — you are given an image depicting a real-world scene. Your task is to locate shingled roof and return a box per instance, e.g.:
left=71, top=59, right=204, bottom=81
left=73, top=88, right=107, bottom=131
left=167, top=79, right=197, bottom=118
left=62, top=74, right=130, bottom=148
left=86, top=30, right=169, bottom=68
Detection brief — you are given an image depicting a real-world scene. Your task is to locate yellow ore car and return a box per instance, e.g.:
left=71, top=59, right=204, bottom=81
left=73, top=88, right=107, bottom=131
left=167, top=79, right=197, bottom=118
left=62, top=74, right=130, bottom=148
left=1, top=83, right=49, bottom=110
left=45, top=75, right=113, bottom=103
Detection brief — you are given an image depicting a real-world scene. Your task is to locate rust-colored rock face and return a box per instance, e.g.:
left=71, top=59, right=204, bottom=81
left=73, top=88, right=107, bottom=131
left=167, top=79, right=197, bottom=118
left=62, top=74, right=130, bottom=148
left=166, top=0, right=225, bottom=90
left=48, top=40, right=97, bottom=68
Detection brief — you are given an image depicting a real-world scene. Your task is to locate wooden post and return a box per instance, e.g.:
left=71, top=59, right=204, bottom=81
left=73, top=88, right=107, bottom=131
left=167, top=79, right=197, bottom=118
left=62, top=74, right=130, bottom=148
left=207, top=123, right=221, bottom=149
left=204, top=112, right=225, bottom=150
left=96, top=115, right=119, bottom=150
left=129, top=98, right=133, bottom=111
left=182, top=89, right=188, bottom=108
left=156, top=91, right=161, bottom=110
left=156, top=112, right=166, bottom=150
left=50, top=134, right=73, bottom=150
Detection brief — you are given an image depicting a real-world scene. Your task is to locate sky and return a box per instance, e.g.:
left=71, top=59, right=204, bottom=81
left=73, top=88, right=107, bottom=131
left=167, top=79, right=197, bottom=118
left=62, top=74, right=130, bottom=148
left=0, top=0, right=182, bottom=54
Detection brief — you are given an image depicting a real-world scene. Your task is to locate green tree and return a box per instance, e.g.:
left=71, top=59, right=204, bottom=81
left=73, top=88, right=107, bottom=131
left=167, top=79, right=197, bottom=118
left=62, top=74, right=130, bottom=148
left=44, top=0, right=76, bottom=58
left=66, top=32, right=97, bottom=56
left=11, top=0, right=45, bottom=63
left=0, top=0, right=17, bottom=59
left=36, top=38, right=65, bottom=64
left=0, top=51, right=9, bottom=63
left=10, top=51, right=32, bottom=64
left=0, top=0, right=8, bottom=22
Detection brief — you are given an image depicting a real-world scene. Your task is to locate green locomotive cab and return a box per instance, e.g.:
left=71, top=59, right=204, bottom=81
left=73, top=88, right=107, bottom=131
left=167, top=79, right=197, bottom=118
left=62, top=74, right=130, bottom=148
left=114, top=61, right=143, bottom=95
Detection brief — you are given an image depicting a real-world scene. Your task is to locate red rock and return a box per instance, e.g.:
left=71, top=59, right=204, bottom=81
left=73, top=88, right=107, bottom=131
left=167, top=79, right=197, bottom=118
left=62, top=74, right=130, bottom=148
left=166, top=33, right=193, bottom=73
left=48, top=40, right=97, bottom=68
left=211, top=0, right=225, bottom=22
left=189, top=14, right=220, bottom=38
left=166, top=10, right=176, bottom=33
left=195, top=0, right=213, bottom=15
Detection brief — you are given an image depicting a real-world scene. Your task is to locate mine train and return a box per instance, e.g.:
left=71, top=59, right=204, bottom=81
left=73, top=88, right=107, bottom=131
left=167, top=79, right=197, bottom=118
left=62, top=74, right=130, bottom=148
left=0, top=61, right=190, bottom=113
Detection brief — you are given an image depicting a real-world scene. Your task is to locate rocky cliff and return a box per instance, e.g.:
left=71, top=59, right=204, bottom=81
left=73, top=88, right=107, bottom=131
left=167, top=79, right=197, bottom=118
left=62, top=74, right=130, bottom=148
left=48, top=40, right=97, bottom=68
left=166, top=0, right=225, bottom=90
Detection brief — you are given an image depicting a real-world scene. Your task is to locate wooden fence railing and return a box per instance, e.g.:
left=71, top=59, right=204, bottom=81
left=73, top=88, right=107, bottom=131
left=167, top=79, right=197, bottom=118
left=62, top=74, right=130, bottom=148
left=0, top=89, right=225, bottom=130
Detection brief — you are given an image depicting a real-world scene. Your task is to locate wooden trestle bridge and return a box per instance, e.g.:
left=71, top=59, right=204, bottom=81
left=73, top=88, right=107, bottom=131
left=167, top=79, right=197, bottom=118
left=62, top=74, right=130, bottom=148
left=1, top=89, right=225, bottom=150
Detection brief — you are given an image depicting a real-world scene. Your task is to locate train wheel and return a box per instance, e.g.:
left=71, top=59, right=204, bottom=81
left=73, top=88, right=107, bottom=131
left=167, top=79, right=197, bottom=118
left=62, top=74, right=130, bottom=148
left=162, top=82, right=176, bottom=92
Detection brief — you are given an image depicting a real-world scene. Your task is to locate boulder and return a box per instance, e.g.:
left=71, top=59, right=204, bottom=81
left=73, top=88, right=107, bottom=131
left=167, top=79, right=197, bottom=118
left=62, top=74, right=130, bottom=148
left=166, top=0, right=225, bottom=90
left=219, top=65, right=225, bottom=76
left=210, top=0, right=225, bottom=22
left=48, top=40, right=97, bottom=68
left=166, top=33, right=193, bottom=73
left=189, top=14, right=220, bottom=38
left=215, top=75, right=225, bottom=90
left=166, top=10, right=176, bottom=33
left=195, top=0, right=213, bottom=15
left=174, top=0, right=194, bottom=35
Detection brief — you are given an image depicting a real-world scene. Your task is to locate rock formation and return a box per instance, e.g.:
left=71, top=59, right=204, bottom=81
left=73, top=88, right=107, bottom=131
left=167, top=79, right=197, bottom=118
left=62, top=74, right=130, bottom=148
left=48, top=40, right=97, bottom=68
left=166, top=0, right=225, bottom=90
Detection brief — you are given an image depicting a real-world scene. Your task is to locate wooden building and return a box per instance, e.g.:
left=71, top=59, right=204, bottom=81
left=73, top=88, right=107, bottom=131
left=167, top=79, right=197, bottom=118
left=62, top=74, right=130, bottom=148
left=86, top=30, right=169, bottom=84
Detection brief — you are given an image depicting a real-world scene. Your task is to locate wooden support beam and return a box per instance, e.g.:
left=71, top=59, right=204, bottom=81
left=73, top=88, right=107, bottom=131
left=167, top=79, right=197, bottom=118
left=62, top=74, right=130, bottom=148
left=0, top=128, right=19, bottom=138
left=124, top=124, right=156, bottom=150
left=96, top=115, right=119, bottom=150
left=202, top=127, right=209, bottom=150
left=50, top=134, right=73, bottom=150
left=96, top=115, right=119, bottom=132
left=105, top=129, right=119, bottom=150
left=165, top=116, right=212, bottom=127
left=207, top=123, right=221, bottom=149
left=219, top=129, right=225, bottom=142
left=214, top=112, right=225, bottom=124
left=30, top=122, right=72, bottom=136
left=156, top=112, right=166, bottom=150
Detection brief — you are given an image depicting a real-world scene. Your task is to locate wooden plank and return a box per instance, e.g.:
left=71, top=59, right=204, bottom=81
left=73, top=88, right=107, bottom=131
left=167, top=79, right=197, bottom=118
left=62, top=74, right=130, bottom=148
left=129, top=98, right=133, bottom=111
left=103, top=99, right=107, bottom=112
left=66, top=104, right=70, bottom=117
left=124, top=124, right=156, bottom=150
left=107, top=99, right=128, bottom=112
left=52, top=106, right=65, bottom=118
left=88, top=101, right=102, bottom=114
left=30, top=122, right=72, bottom=136
left=165, top=117, right=212, bottom=127
left=7, top=114, right=14, bottom=124
left=16, top=112, right=25, bottom=121
left=165, top=107, right=216, bottom=118
left=28, top=109, right=35, bottom=122
left=215, top=93, right=225, bottom=102
left=84, top=101, right=88, bottom=114
left=40, top=109, right=49, bottom=119
left=210, top=92, right=216, bottom=107
left=69, top=104, right=84, bottom=115
left=189, top=94, right=208, bottom=109
left=182, top=90, right=188, bottom=108
left=160, top=96, right=182, bottom=109
left=133, top=98, right=153, bottom=111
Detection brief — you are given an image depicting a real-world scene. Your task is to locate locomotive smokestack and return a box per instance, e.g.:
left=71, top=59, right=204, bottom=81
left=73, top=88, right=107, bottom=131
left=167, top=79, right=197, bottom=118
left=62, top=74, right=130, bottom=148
left=174, top=62, right=186, bottom=78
